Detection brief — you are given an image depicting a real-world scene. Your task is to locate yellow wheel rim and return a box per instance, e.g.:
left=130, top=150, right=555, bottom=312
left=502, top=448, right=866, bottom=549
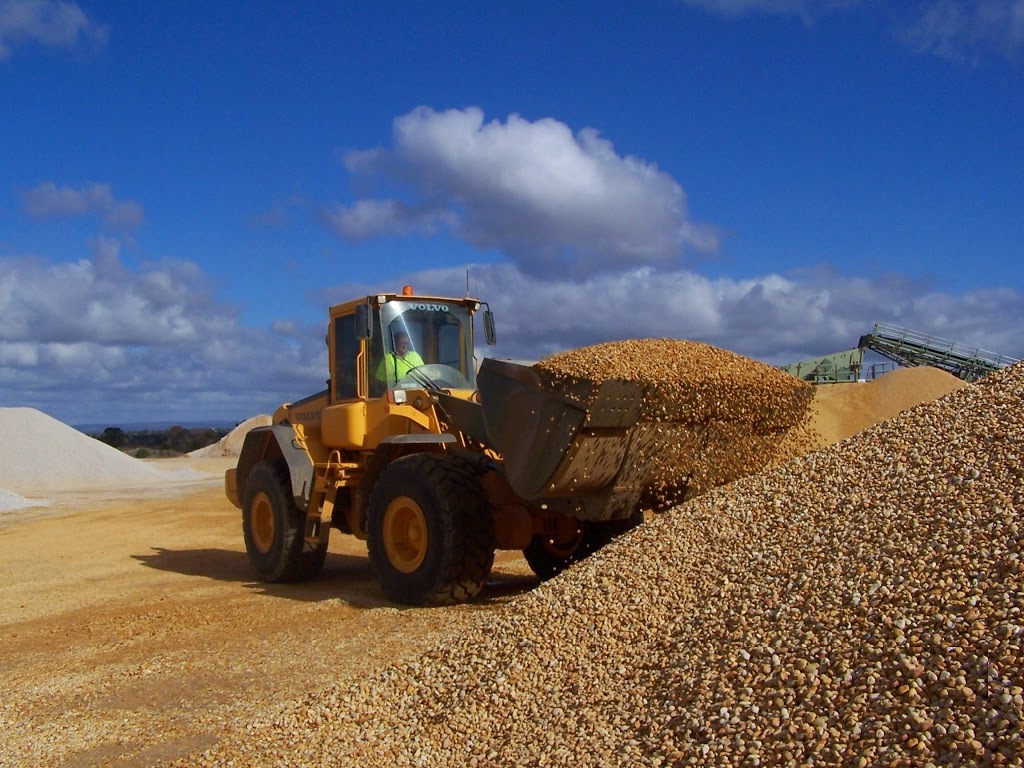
left=250, top=491, right=275, bottom=554
left=382, top=495, right=428, bottom=574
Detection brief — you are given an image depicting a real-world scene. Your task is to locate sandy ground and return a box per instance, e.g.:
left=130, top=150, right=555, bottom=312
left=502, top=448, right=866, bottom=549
left=0, top=456, right=537, bottom=768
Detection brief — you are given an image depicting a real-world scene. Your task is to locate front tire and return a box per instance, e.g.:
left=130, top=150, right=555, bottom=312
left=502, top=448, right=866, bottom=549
left=242, top=460, right=326, bottom=582
left=524, top=511, right=644, bottom=581
left=367, top=453, right=494, bottom=605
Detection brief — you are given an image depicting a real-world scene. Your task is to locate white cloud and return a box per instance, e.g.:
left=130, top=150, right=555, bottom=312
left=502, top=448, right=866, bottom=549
left=681, top=0, right=1024, bottom=57
left=328, top=262, right=1024, bottom=366
left=4, top=240, right=1022, bottom=426
left=904, top=0, right=1024, bottom=59
left=322, top=198, right=453, bottom=240
left=0, top=239, right=327, bottom=424
left=328, top=107, right=719, bottom=278
left=0, top=0, right=107, bottom=59
left=0, top=237, right=209, bottom=345
left=21, top=182, right=144, bottom=230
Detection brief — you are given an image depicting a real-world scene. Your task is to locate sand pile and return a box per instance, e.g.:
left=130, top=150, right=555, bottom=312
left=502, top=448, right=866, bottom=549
left=808, top=366, right=967, bottom=447
left=188, top=414, right=272, bottom=457
left=0, top=487, right=49, bottom=513
left=182, top=362, right=1024, bottom=767
left=0, top=407, right=206, bottom=498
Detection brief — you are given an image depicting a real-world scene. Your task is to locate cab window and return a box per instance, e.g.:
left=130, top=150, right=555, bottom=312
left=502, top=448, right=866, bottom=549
left=333, top=315, right=359, bottom=401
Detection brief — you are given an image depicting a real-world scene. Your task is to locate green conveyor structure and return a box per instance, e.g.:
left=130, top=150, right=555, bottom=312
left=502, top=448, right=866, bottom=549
left=780, top=347, right=866, bottom=384
left=856, top=322, right=1020, bottom=382
left=782, top=322, right=1020, bottom=384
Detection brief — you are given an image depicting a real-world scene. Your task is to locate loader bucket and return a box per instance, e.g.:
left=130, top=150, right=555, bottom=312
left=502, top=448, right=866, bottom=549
left=476, top=359, right=662, bottom=521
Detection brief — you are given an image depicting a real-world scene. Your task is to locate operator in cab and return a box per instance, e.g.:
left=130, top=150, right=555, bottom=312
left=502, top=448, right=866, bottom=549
left=375, top=329, right=424, bottom=388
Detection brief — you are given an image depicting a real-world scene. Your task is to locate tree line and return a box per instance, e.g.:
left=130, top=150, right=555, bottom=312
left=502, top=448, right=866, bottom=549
left=91, top=425, right=231, bottom=458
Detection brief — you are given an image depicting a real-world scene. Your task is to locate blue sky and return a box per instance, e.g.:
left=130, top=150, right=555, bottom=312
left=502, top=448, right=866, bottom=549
left=1, top=0, right=1022, bottom=426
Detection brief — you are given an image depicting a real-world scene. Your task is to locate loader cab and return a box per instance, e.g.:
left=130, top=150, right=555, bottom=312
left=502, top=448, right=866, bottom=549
left=331, top=289, right=494, bottom=404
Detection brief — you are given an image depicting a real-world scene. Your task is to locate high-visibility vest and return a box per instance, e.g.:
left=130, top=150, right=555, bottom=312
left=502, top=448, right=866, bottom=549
left=376, top=351, right=425, bottom=385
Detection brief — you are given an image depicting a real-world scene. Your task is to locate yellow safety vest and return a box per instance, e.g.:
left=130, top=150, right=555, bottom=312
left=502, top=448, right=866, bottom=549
left=376, top=351, right=425, bottom=385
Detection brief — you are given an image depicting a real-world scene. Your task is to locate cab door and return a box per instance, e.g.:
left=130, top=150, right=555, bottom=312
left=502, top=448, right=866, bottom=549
left=332, top=313, right=362, bottom=402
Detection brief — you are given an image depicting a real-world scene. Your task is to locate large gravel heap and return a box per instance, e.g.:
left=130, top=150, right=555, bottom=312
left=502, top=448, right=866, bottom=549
left=180, top=359, right=1023, bottom=766
left=536, top=339, right=816, bottom=508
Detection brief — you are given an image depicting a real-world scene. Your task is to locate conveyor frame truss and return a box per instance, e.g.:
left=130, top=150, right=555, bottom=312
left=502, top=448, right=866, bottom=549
left=858, top=322, right=1020, bottom=382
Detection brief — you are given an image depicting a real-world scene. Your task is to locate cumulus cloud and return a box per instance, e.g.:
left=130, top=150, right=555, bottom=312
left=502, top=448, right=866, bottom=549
left=0, top=0, right=107, bottom=59
left=0, top=237, right=209, bottom=345
left=322, top=263, right=1024, bottom=367
left=0, top=239, right=326, bottom=424
left=322, top=199, right=454, bottom=240
left=5, top=239, right=1022, bottom=425
left=21, top=182, right=144, bottom=230
left=327, top=107, right=719, bottom=278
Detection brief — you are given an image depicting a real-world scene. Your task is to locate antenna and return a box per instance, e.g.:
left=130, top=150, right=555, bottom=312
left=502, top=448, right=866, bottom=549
left=465, top=268, right=470, bottom=298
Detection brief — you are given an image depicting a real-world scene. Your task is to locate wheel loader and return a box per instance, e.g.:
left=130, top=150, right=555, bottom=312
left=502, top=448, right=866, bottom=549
left=225, top=286, right=668, bottom=605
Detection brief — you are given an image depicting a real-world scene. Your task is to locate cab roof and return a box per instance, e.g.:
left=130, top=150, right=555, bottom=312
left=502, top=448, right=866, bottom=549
left=330, top=291, right=482, bottom=316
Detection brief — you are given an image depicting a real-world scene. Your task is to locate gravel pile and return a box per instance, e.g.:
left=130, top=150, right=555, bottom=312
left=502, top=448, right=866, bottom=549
left=536, top=339, right=813, bottom=430
left=537, top=339, right=817, bottom=509
left=178, top=358, right=1023, bottom=767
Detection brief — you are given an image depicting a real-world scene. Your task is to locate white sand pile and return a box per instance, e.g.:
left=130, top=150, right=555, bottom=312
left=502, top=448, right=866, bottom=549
left=188, top=414, right=272, bottom=457
left=0, top=407, right=207, bottom=495
left=0, top=487, right=50, bottom=513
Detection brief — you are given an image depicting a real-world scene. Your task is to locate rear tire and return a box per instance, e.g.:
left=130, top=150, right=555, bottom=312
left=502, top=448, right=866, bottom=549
left=367, top=453, right=494, bottom=605
left=524, top=510, right=644, bottom=581
left=242, top=460, right=326, bottom=583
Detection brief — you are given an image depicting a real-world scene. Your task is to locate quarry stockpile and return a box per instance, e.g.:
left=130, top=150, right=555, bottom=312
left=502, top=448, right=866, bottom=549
left=0, top=487, right=47, bottom=514
left=0, top=407, right=206, bottom=498
left=188, top=414, right=272, bottom=458
left=180, top=354, right=1024, bottom=766
left=808, top=365, right=967, bottom=447
left=536, top=338, right=817, bottom=509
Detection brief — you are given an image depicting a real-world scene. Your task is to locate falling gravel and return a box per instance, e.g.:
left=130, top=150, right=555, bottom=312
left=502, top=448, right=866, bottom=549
left=536, top=339, right=817, bottom=508
left=179, top=359, right=1024, bottom=767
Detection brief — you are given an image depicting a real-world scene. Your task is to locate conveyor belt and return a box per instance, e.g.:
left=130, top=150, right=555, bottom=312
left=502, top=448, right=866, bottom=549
left=858, top=322, right=1020, bottom=382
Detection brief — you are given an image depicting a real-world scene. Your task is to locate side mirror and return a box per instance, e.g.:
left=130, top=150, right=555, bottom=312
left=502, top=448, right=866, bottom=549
left=355, top=302, right=373, bottom=340
left=483, top=308, right=496, bottom=346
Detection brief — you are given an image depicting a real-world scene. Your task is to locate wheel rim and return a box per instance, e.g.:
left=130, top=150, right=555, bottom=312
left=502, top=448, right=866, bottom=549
left=250, top=491, right=275, bottom=554
left=382, top=495, right=428, bottom=573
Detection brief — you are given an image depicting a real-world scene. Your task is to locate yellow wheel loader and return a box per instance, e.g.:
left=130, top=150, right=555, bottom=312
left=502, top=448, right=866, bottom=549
left=226, top=286, right=657, bottom=605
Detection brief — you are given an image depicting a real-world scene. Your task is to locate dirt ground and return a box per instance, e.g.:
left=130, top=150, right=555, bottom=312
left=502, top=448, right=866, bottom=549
left=0, top=457, right=537, bottom=768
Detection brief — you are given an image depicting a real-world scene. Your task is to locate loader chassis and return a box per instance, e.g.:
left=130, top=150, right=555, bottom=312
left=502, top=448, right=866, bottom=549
left=226, top=290, right=644, bottom=606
